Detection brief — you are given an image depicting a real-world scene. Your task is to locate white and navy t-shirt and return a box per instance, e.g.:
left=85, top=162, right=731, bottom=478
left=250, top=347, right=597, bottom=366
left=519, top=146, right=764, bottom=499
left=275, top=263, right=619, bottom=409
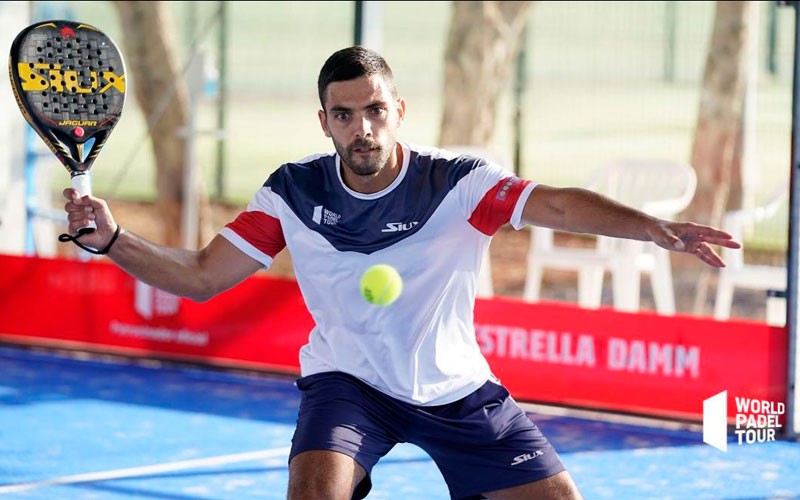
left=220, top=143, right=535, bottom=405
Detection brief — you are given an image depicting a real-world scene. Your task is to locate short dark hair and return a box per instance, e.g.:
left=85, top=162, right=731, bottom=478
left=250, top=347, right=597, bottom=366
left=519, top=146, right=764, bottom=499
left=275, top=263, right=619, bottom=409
left=317, top=46, right=396, bottom=109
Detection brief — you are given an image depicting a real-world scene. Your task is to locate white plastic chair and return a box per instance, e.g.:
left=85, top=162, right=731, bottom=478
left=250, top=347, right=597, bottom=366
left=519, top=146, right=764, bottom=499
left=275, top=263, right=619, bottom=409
left=714, top=182, right=788, bottom=324
left=523, top=159, right=697, bottom=314
left=441, top=145, right=514, bottom=298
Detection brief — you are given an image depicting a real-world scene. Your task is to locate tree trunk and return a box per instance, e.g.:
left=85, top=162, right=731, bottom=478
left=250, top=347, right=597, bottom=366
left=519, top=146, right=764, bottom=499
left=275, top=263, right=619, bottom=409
left=112, top=1, right=211, bottom=248
left=684, top=1, right=756, bottom=227
left=438, top=1, right=534, bottom=147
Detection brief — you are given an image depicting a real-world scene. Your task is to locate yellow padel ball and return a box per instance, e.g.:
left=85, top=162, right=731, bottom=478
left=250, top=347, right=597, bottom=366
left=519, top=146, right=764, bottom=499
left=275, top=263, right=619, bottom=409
left=360, top=264, right=403, bottom=306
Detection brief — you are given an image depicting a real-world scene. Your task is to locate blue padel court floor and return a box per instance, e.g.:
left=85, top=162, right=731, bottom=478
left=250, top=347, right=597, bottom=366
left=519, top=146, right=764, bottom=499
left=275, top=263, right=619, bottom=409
left=1, top=344, right=800, bottom=499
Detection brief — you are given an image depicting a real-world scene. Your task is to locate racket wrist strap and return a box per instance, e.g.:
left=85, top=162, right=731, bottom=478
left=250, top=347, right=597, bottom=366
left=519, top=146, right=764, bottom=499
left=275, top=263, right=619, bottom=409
left=59, top=224, right=122, bottom=255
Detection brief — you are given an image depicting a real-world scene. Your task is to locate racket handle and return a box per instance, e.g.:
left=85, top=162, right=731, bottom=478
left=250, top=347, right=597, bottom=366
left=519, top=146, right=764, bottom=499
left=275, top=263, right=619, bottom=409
left=71, top=173, right=96, bottom=234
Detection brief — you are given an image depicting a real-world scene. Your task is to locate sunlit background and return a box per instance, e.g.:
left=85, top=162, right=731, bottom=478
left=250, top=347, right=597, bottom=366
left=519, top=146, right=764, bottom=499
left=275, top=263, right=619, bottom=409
left=14, top=1, right=793, bottom=256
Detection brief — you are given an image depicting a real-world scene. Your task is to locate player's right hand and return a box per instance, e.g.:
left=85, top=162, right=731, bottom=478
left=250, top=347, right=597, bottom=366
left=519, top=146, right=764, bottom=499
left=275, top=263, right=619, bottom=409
left=63, top=188, right=119, bottom=252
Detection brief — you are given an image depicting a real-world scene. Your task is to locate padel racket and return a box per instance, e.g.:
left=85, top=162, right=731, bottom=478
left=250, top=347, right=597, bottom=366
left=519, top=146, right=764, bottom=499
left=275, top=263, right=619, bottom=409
left=8, top=20, right=126, bottom=235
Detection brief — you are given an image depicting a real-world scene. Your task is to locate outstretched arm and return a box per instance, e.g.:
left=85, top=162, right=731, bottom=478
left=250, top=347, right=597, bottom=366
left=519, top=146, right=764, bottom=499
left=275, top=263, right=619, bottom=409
left=521, top=184, right=741, bottom=267
left=63, top=188, right=263, bottom=301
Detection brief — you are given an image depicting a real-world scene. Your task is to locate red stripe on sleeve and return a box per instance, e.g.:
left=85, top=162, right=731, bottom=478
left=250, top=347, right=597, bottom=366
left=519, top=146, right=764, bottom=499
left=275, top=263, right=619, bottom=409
left=468, top=177, right=531, bottom=236
left=225, top=211, right=286, bottom=258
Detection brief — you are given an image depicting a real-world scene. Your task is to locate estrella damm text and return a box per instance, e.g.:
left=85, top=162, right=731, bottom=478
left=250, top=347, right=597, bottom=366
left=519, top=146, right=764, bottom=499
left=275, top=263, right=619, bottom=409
left=58, top=119, right=98, bottom=126
left=17, top=63, right=125, bottom=94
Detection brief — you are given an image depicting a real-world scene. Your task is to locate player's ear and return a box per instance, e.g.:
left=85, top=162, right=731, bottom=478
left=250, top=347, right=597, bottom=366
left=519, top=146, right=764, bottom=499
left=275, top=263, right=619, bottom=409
left=318, top=109, right=331, bottom=138
left=396, top=98, right=406, bottom=125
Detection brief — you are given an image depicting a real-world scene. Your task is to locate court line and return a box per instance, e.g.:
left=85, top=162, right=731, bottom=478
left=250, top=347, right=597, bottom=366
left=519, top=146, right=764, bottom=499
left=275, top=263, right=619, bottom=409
left=0, top=446, right=291, bottom=494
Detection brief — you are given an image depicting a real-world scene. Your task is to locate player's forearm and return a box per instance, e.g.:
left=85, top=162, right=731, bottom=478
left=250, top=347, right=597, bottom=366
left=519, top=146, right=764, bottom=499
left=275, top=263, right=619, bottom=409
left=563, top=188, right=659, bottom=240
left=106, top=229, right=215, bottom=301
left=525, top=187, right=661, bottom=241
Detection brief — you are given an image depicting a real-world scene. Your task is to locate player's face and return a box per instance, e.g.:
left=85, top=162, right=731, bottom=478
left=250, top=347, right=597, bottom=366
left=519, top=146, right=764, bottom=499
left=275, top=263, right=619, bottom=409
left=319, top=75, right=405, bottom=179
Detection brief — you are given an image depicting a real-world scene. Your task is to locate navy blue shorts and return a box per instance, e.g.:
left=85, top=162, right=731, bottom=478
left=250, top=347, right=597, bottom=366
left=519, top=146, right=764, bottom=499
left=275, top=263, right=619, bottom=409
left=289, top=372, right=565, bottom=499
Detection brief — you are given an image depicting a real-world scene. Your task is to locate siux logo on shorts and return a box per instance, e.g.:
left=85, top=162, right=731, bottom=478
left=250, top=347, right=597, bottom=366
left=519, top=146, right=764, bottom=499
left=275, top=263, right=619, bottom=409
left=510, top=449, right=544, bottom=466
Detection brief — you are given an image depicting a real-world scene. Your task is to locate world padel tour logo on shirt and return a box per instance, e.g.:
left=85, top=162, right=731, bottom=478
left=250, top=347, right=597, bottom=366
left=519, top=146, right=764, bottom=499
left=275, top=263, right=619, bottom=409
left=702, top=390, right=785, bottom=452
left=312, top=205, right=341, bottom=226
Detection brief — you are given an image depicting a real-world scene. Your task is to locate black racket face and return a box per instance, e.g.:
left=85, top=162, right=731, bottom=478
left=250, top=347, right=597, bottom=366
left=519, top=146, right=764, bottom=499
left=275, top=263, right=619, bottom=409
left=8, top=20, right=126, bottom=175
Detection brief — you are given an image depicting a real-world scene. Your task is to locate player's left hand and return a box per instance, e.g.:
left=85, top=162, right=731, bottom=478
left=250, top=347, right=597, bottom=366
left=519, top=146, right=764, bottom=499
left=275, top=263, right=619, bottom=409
left=649, top=221, right=741, bottom=267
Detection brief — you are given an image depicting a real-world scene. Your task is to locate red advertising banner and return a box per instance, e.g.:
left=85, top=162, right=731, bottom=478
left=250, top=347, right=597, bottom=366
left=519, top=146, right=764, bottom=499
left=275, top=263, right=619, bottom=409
left=0, top=254, right=313, bottom=374
left=0, top=254, right=787, bottom=421
left=474, top=299, right=787, bottom=421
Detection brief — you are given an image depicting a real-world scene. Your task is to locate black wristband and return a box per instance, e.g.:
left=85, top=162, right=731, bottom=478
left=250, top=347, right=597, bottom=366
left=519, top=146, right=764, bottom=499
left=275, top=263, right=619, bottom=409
left=58, top=225, right=121, bottom=255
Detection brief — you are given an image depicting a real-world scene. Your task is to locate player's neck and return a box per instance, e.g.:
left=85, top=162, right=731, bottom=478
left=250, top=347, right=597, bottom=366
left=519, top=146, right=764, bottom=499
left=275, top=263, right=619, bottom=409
left=342, top=143, right=403, bottom=194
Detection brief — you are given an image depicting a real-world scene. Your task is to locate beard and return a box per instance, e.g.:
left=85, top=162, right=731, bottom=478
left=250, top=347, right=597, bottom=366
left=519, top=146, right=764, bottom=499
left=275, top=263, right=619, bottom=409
left=335, top=136, right=395, bottom=177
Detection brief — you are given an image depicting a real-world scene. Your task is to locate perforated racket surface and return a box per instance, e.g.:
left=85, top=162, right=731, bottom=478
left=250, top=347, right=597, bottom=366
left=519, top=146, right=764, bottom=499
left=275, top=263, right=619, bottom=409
left=8, top=20, right=126, bottom=233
